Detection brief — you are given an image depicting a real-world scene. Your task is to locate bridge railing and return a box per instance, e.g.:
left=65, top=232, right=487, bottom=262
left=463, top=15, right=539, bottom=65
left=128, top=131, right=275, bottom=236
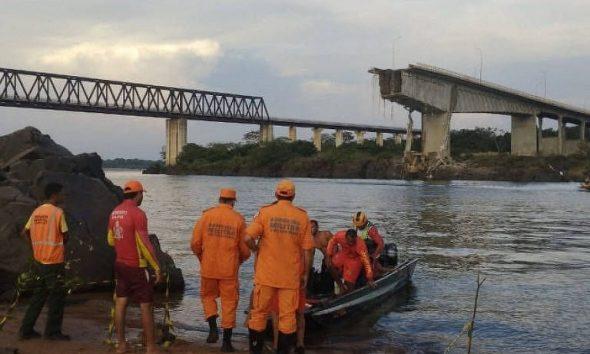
left=0, top=68, right=269, bottom=121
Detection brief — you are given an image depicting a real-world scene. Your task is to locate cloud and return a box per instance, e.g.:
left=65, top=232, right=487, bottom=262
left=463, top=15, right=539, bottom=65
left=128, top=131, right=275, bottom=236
left=300, top=79, right=355, bottom=95
left=41, top=39, right=221, bottom=66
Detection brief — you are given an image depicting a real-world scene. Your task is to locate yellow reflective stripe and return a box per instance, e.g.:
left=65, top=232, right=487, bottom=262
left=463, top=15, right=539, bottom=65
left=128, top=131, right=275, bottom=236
left=31, top=240, right=64, bottom=246
left=135, top=232, right=160, bottom=272
left=107, top=229, right=115, bottom=247
left=60, top=214, right=68, bottom=233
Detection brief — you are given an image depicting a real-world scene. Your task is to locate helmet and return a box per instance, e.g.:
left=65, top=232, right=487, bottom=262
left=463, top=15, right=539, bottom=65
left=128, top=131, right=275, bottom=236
left=352, top=211, right=368, bottom=228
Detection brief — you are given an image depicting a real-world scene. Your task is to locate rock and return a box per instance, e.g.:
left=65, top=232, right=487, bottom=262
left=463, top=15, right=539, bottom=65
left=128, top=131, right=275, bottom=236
left=0, top=127, right=184, bottom=298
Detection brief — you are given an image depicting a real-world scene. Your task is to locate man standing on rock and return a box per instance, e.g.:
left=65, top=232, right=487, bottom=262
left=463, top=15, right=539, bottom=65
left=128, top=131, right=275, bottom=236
left=191, top=188, right=250, bottom=352
left=19, top=182, right=70, bottom=341
left=245, top=179, right=314, bottom=354
left=107, top=180, right=161, bottom=354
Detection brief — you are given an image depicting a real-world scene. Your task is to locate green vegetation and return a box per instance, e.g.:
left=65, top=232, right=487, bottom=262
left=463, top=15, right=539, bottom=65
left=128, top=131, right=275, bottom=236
left=103, top=158, right=157, bottom=169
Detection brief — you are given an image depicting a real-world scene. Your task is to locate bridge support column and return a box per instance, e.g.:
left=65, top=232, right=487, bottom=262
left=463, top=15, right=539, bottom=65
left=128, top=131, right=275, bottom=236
left=511, top=114, right=538, bottom=156
left=259, top=123, right=274, bottom=144
left=355, top=130, right=365, bottom=144
left=335, top=129, right=344, bottom=147
left=422, top=112, right=451, bottom=159
left=394, top=133, right=403, bottom=145
left=288, top=126, right=297, bottom=142
left=558, top=116, right=564, bottom=155
left=376, top=132, right=384, bottom=147
left=580, top=119, right=586, bottom=141
left=312, top=127, right=323, bottom=151
left=165, top=118, right=187, bottom=166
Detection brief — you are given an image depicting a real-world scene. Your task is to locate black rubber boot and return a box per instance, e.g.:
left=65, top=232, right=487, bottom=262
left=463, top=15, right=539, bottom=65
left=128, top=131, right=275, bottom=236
left=248, top=328, right=264, bottom=354
left=277, top=332, right=296, bottom=354
left=206, top=315, right=219, bottom=343
left=221, top=328, right=235, bottom=352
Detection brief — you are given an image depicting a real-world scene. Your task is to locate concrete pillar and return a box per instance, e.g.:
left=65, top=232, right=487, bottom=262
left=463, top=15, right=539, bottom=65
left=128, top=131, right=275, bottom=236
left=376, top=132, right=384, bottom=147
left=537, top=116, right=543, bottom=153
left=312, top=127, right=323, bottom=151
left=422, top=112, right=451, bottom=159
left=335, top=129, right=344, bottom=147
left=165, top=118, right=187, bottom=166
left=259, top=123, right=274, bottom=144
left=558, top=116, right=564, bottom=155
left=394, top=133, right=403, bottom=145
left=355, top=130, right=365, bottom=145
left=288, top=126, right=297, bottom=142
left=580, top=119, right=586, bottom=141
left=511, top=114, right=538, bottom=156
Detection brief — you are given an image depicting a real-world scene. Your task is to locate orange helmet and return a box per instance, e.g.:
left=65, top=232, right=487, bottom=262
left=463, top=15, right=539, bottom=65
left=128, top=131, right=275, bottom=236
left=275, top=179, right=295, bottom=198
left=352, top=211, right=368, bottom=228
left=123, top=180, right=145, bottom=194
left=219, top=188, right=237, bottom=200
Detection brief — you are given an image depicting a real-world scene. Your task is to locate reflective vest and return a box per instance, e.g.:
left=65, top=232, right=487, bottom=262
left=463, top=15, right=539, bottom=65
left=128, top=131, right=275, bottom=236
left=26, top=204, right=68, bottom=264
left=357, top=221, right=377, bottom=253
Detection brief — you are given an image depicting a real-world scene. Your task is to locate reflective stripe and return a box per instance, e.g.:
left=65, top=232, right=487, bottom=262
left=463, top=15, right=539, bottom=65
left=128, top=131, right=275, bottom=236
left=32, top=240, right=64, bottom=246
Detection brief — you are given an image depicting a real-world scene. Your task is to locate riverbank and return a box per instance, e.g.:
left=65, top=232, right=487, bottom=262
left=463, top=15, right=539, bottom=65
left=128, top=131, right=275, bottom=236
left=144, top=140, right=590, bottom=182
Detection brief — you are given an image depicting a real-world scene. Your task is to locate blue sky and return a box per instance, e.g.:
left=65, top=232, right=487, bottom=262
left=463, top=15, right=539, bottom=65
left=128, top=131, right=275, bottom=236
left=1, top=0, right=589, bottom=159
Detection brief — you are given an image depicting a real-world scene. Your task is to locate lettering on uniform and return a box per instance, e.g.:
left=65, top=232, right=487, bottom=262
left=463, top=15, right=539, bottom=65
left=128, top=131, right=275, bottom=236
left=207, top=223, right=237, bottom=239
left=111, top=210, right=127, bottom=220
left=34, top=215, right=49, bottom=225
left=269, top=217, right=300, bottom=236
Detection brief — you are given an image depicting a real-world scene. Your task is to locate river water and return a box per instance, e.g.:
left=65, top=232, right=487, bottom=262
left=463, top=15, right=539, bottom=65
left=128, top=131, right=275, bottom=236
left=106, top=170, right=590, bottom=353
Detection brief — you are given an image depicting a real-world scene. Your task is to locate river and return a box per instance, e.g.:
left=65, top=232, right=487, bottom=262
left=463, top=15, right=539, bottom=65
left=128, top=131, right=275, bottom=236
left=106, top=170, right=590, bottom=353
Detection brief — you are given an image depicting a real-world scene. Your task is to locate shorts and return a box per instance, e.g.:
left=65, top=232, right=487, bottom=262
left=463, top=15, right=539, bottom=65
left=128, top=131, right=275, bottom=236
left=332, top=253, right=362, bottom=284
left=114, top=262, right=154, bottom=303
left=271, top=288, right=306, bottom=313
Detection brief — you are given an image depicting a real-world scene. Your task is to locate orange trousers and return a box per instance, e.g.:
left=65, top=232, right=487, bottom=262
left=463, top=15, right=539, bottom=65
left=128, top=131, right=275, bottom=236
left=248, top=284, right=298, bottom=334
left=200, top=277, right=239, bottom=329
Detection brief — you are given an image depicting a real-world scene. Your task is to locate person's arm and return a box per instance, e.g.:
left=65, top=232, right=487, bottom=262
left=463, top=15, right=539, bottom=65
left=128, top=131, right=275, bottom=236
left=325, top=236, right=338, bottom=267
left=369, top=226, right=385, bottom=259
left=59, top=213, right=69, bottom=244
left=245, top=212, right=264, bottom=252
left=301, top=219, right=314, bottom=289
left=238, top=219, right=251, bottom=263
left=135, top=211, right=161, bottom=282
left=106, top=214, right=115, bottom=247
left=357, top=240, right=374, bottom=282
left=190, top=218, right=204, bottom=262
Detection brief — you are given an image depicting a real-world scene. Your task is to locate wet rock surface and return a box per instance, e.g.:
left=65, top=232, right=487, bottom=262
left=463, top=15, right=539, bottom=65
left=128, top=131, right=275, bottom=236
left=0, top=127, right=184, bottom=299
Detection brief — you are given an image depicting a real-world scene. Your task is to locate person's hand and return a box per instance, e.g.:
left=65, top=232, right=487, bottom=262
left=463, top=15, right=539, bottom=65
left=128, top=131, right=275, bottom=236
left=301, top=273, right=309, bottom=290
left=154, top=270, right=163, bottom=284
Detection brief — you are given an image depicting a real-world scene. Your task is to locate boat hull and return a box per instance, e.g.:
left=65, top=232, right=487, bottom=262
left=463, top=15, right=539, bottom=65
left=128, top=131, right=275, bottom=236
left=305, top=258, right=418, bottom=327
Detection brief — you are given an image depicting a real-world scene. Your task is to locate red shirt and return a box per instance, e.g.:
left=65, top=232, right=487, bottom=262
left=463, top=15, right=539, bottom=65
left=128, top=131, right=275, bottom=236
left=327, top=230, right=373, bottom=280
left=107, top=200, right=160, bottom=271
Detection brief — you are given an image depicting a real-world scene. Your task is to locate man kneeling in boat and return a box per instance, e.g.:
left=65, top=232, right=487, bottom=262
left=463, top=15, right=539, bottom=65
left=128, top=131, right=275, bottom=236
left=325, top=229, right=374, bottom=294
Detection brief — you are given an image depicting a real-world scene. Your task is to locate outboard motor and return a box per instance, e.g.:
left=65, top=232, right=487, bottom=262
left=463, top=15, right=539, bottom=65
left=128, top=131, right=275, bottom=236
left=380, top=243, right=398, bottom=267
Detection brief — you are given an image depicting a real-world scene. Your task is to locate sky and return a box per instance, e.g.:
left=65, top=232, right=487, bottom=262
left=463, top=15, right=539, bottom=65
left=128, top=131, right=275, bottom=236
left=1, top=0, right=589, bottom=159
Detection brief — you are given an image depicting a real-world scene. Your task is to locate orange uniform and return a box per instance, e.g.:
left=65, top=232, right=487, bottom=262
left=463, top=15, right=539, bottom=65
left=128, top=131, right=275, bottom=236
left=247, top=200, right=314, bottom=334
left=25, top=203, right=68, bottom=264
left=327, top=230, right=373, bottom=284
left=191, top=203, right=250, bottom=329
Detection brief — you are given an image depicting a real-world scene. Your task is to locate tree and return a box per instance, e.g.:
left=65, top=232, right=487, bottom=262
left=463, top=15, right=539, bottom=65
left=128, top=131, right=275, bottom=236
left=243, top=130, right=260, bottom=144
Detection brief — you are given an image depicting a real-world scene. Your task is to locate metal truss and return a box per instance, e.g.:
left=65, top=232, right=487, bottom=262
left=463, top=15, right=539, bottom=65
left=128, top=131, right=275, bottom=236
left=0, top=68, right=269, bottom=121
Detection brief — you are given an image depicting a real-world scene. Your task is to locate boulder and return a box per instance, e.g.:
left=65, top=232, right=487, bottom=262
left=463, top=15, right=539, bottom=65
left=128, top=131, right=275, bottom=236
left=0, top=127, right=184, bottom=299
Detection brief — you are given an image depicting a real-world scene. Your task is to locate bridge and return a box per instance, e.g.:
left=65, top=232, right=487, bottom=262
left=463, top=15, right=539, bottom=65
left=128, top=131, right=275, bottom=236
left=0, top=67, right=414, bottom=166
left=370, top=64, right=590, bottom=160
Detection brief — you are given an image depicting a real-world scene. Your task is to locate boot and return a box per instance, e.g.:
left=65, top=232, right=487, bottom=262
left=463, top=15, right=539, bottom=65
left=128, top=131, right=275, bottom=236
left=295, top=345, right=305, bottom=354
left=206, top=315, right=219, bottom=343
left=248, top=328, right=264, bottom=354
left=277, top=332, right=296, bottom=354
left=221, top=328, right=235, bottom=352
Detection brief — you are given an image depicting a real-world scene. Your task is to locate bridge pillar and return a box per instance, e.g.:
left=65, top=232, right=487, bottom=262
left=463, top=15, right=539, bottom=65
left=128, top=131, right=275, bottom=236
left=558, top=116, right=564, bottom=155
left=422, top=112, right=451, bottom=159
left=335, top=129, right=344, bottom=147
left=288, top=126, right=297, bottom=142
left=511, top=114, right=538, bottom=156
left=165, top=118, right=187, bottom=166
left=312, top=127, right=323, bottom=151
left=259, top=123, right=274, bottom=144
left=376, top=132, right=384, bottom=147
left=355, top=130, right=365, bottom=144
left=394, top=133, right=403, bottom=145
left=580, top=119, right=586, bottom=141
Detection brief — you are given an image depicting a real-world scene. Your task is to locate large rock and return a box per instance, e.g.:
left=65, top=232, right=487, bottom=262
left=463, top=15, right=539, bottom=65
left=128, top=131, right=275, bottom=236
left=0, top=127, right=184, bottom=299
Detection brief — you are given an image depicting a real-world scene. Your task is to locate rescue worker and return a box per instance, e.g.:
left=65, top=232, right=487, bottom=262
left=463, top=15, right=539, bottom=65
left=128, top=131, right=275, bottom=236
left=310, top=219, right=333, bottom=263
left=352, top=212, right=384, bottom=274
left=19, top=182, right=70, bottom=341
left=191, top=188, right=250, bottom=352
left=107, top=180, right=161, bottom=354
left=245, top=179, right=314, bottom=354
left=326, top=229, right=374, bottom=293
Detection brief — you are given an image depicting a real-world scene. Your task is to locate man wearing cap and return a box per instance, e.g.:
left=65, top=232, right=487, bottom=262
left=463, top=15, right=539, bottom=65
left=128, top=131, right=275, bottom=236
left=107, top=180, right=161, bottom=354
left=191, top=188, right=250, bottom=352
left=245, top=179, right=314, bottom=354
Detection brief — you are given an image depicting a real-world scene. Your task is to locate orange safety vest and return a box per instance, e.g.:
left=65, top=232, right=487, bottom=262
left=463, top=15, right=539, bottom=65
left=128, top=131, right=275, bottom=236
left=25, top=203, right=68, bottom=264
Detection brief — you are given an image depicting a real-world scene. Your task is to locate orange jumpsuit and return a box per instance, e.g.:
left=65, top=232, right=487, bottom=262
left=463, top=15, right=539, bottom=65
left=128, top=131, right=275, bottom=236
left=191, top=203, right=251, bottom=329
left=247, top=200, right=314, bottom=334
left=327, top=230, right=373, bottom=284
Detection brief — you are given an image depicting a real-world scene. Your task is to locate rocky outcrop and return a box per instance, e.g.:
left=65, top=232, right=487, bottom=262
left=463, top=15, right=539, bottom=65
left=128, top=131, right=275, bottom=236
left=0, top=127, right=184, bottom=299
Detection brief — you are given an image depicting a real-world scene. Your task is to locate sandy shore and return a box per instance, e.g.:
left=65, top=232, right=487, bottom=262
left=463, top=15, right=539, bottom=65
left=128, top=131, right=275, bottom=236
left=0, top=293, right=246, bottom=354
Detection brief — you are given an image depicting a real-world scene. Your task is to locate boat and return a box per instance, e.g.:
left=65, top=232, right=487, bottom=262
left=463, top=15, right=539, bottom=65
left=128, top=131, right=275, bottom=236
left=580, top=183, right=590, bottom=191
left=305, top=257, right=418, bottom=327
